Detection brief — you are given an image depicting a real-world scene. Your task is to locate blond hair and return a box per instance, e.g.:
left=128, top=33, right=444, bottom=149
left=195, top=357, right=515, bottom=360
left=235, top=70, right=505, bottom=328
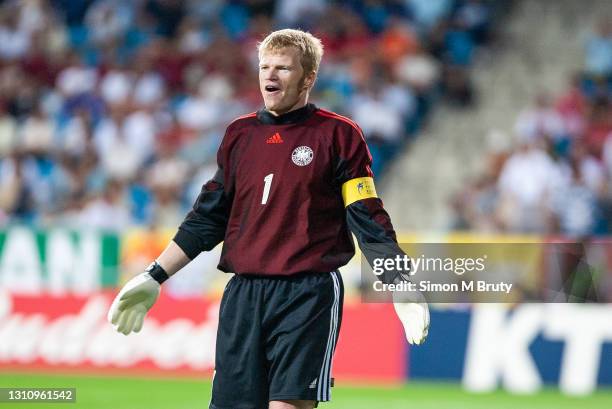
left=258, top=29, right=324, bottom=76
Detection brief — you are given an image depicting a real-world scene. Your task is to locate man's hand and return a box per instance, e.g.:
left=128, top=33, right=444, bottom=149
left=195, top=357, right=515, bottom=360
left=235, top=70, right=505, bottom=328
left=108, top=272, right=160, bottom=335
left=393, top=289, right=430, bottom=345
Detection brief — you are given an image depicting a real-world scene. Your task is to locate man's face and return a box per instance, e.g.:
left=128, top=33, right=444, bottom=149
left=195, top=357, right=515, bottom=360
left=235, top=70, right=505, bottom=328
left=259, top=47, right=312, bottom=116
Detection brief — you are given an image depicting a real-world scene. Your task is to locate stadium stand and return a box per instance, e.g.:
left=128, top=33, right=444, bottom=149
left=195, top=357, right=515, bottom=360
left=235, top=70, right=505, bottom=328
left=0, top=0, right=506, bottom=229
left=384, top=0, right=611, bottom=235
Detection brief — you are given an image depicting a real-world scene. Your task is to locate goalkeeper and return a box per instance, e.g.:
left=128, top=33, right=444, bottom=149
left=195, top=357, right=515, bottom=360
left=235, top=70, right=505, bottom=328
left=109, top=28, right=429, bottom=409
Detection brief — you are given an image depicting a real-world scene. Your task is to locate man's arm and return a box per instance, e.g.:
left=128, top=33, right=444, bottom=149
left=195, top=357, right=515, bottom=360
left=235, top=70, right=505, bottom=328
left=156, top=241, right=191, bottom=277
left=345, top=194, right=407, bottom=285
left=345, top=195, right=429, bottom=345
left=108, top=131, right=235, bottom=335
left=172, top=167, right=231, bottom=259
left=105, top=242, right=190, bottom=336
left=334, top=130, right=408, bottom=283
left=333, top=121, right=429, bottom=345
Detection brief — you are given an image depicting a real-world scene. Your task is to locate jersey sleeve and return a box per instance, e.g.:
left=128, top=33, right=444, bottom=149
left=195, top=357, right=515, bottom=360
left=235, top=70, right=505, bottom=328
left=333, top=122, right=373, bottom=186
left=172, top=129, right=234, bottom=259
left=334, top=122, right=408, bottom=284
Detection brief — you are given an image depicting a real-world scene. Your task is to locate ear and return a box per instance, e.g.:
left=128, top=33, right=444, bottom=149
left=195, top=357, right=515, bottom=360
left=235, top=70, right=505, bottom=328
left=303, top=72, right=316, bottom=90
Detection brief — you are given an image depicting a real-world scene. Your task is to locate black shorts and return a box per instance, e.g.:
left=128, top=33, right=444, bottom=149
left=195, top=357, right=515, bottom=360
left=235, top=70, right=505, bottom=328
left=210, top=271, right=344, bottom=409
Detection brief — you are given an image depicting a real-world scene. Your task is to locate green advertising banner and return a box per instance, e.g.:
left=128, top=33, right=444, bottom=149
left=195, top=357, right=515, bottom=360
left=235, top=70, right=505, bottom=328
left=0, top=226, right=119, bottom=293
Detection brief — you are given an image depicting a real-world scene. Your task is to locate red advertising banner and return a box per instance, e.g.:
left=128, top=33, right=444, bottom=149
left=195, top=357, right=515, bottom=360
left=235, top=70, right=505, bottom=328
left=334, top=302, right=405, bottom=384
left=0, top=291, right=404, bottom=383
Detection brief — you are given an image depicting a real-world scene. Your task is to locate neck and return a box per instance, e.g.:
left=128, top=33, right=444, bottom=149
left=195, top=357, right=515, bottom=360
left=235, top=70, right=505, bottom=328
left=257, top=103, right=316, bottom=125
left=268, top=91, right=309, bottom=116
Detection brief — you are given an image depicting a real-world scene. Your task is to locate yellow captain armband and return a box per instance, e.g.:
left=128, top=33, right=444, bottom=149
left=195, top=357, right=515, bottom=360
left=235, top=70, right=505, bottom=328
left=342, top=177, right=378, bottom=207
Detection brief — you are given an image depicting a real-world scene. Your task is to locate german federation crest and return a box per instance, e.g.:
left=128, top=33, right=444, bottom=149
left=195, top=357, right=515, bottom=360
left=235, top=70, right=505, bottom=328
left=291, top=146, right=313, bottom=166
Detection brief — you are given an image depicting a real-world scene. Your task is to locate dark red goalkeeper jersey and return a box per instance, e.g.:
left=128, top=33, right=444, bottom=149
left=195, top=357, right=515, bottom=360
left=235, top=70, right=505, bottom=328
left=173, top=103, right=403, bottom=278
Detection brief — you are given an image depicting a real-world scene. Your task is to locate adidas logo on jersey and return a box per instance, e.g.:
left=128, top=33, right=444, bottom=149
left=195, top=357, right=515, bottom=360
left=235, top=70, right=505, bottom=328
left=308, top=378, right=318, bottom=389
left=266, top=133, right=284, bottom=144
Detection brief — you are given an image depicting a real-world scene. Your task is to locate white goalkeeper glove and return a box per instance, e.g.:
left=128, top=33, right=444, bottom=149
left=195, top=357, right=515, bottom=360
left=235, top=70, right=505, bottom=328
left=108, top=262, right=166, bottom=335
left=393, top=291, right=430, bottom=345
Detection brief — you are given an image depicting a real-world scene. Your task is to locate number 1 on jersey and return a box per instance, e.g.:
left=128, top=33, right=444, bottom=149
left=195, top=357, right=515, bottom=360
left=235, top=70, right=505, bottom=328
left=261, top=173, right=274, bottom=204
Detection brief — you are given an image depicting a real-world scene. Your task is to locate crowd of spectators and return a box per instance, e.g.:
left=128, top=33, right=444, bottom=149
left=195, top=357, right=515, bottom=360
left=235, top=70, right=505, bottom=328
left=0, top=0, right=501, bottom=230
left=452, top=18, right=612, bottom=237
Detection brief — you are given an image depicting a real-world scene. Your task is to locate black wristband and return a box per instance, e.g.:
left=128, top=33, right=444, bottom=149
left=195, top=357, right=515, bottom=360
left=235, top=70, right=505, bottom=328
left=146, top=261, right=170, bottom=284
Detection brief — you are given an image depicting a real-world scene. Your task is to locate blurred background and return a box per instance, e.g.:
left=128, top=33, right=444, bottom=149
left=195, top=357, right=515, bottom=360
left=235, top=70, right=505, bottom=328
left=0, top=0, right=611, bottom=408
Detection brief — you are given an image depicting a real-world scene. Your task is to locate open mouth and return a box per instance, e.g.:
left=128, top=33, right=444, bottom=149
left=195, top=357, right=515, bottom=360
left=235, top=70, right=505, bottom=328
left=265, top=85, right=281, bottom=94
